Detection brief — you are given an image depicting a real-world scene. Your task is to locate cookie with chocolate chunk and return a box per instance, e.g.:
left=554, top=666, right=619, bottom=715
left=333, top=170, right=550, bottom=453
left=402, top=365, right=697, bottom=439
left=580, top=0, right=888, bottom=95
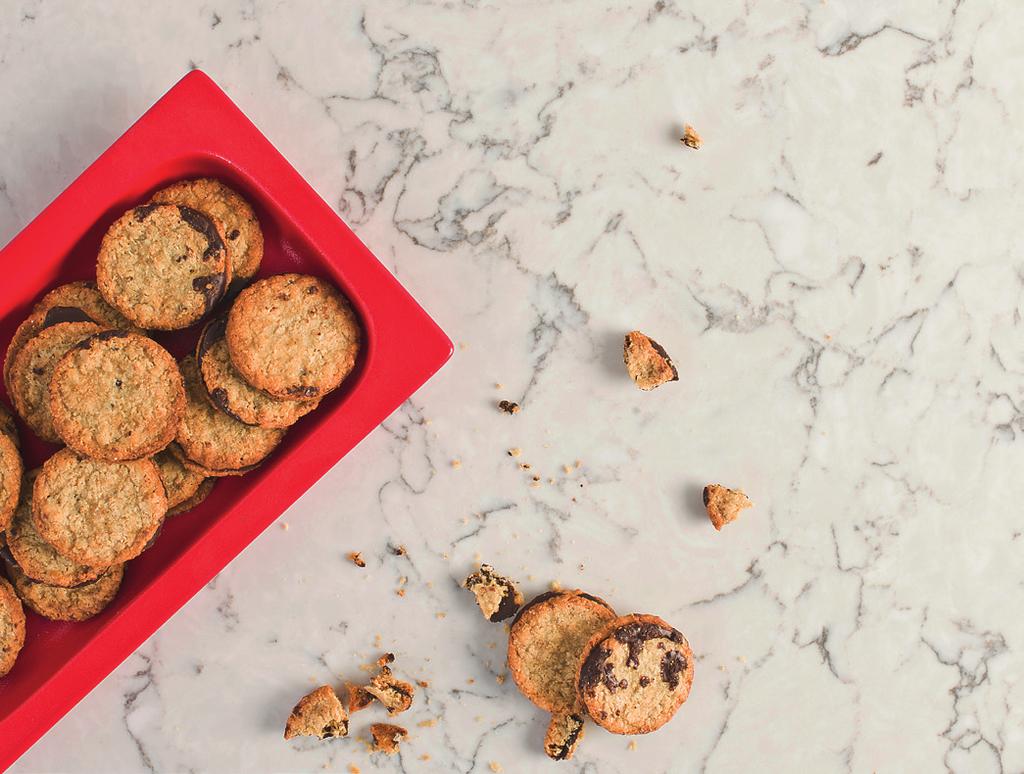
left=9, top=319, right=105, bottom=442
left=284, top=685, right=349, bottom=741
left=0, top=574, right=25, bottom=677
left=544, top=711, right=585, bottom=761
left=362, top=652, right=414, bottom=715
left=576, top=613, right=694, bottom=735
left=50, top=331, right=185, bottom=461
left=507, top=590, right=617, bottom=713
left=196, top=316, right=318, bottom=428
left=0, top=425, right=21, bottom=535
left=369, top=723, right=408, bottom=755
left=703, top=483, right=752, bottom=530
left=97, top=204, right=229, bottom=330
left=226, top=274, right=361, bottom=400
left=464, top=564, right=523, bottom=622
left=623, top=331, right=678, bottom=391
left=32, top=449, right=166, bottom=568
left=6, top=560, right=123, bottom=622
left=149, top=178, right=263, bottom=287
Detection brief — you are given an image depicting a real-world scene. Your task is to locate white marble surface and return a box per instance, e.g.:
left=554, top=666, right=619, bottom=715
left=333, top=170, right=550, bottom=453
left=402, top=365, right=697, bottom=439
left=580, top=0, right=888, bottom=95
left=3, top=0, right=1023, bottom=771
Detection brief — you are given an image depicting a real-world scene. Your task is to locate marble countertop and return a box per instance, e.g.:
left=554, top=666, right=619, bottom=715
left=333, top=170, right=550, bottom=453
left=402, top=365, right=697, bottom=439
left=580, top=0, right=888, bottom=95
left=4, top=1, right=1022, bottom=772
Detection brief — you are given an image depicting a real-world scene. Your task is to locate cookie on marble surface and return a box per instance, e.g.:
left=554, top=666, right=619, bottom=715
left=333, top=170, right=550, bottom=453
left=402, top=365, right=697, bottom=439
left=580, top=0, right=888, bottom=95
left=463, top=564, right=523, bottom=622
left=97, top=204, right=229, bottom=330
left=623, top=331, right=678, bottom=391
left=9, top=319, right=105, bottom=443
left=0, top=427, right=22, bottom=535
left=576, top=613, right=694, bottom=735
left=507, top=589, right=617, bottom=714
left=167, top=477, right=216, bottom=518
left=149, top=178, right=263, bottom=285
left=154, top=444, right=207, bottom=509
left=175, top=356, right=285, bottom=475
left=7, top=469, right=103, bottom=588
left=49, top=331, right=185, bottom=461
left=544, top=710, right=585, bottom=761
left=362, top=653, right=415, bottom=716
left=6, top=560, right=123, bottom=622
left=703, top=483, right=752, bottom=530
left=0, top=574, right=25, bottom=678
left=369, top=723, right=408, bottom=755
left=197, top=316, right=318, bottom=428
left=32, top=449, right=166, bottom=568
left=283, top=685, right=349, bottom=741
left=226, top=274, right=361, bottom=400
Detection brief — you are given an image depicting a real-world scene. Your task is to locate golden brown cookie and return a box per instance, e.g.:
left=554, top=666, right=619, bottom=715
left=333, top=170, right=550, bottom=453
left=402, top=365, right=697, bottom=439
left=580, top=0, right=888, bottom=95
left=149, top=178, right=263, bottom=284
left=196, top=316, right=318, bottom=428
left=0, top=574, right=25, bottom=677
left=7, top=469, right=103, bottom=588
left=167, top=477, right=216, bottom=517
left=0, top=427, right=22, bottom=535
left=226, top=274, right=361, bottom=400
left=544, top=711, right=585, bottom=761
left=175, top=356, right=285, bottom=475
left=507, top=590, right=617, bottom=714
left=464, top=564, right=523, bottom=622
left=9, top=319, right=105, bottom=442
left=283, top=685, right=349, bottom=740
left=623, top=331, right=678, bottom=391
left=32, top=449, right=166, bottom=568
left=96, top=204, right=229, bottom=330
left=576, top=614, right=694, bottom=735
left=154, top=444, right=207, bottom=509
left=703, top=484, right=752, bottom=530
left=6, top=561, right=123, bottom=622
left=49, top=331, right=185, bottom=461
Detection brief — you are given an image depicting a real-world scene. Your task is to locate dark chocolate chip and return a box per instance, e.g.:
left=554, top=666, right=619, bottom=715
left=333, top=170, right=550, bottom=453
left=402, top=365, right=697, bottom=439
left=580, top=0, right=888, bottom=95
left=612, top=621, right=685, bottom=668
left=133, top=204, right=158, bottom=221
left=639, top=675, right=651, bottom=687
left=115, top=379, right=123, bottom=389
left=31, top=367, right=44, bottom=375
left=40, top=306, right=95, bottom=330
left=306, top=285, right=319, bottom=294
left=577, top=592, right=614, bottom=611
left=177, top=205, right=226, bottom=260
left=286, top=385, right=320, bottom=398
left=196, top=316, right=228, bottom=362
left=227, top=229, right=240, bottom=240
left=209, top=387, right=245, bottom=422
left=192, top=274, right=226, bottom=315
left=702, top=486, right=710, bottom=506
left=660, top=649, right=688, bottom=690
left=645, top=336, right=679, bottom=382
left=579, top=644, right=619, bottom=695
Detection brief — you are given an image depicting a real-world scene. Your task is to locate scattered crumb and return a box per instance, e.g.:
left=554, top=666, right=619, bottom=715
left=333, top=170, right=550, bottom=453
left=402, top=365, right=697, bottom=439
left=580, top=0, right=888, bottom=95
left=680, top=123, right=702, bottom=149
left=577, top=563, right=585, bottom=572
left=348, top=765, right=361, bottom=774
left=420, top=754, right=431, bottom=761
left=550, top=580, right=563, bottom=591
left=370, top=723, right=408, bottom=755
left=628, top=740, right=637, bottom=751
left=466, top=678, right=475, bottom=685
left=418, top=718, right=438, bottom=728
left=374, top=634, right=382, bottom=648
left=703, top=484, right=753, bottom=530
left=398, top=576, right=408, bottom=586
left=737, top=655, right=747, bottom=663
left=718, top=665, right=727, bottom=672
left=497, top=400, right=520, bottom=415
left=495, top=382, right=503, bottom=389
left=548, top=478, right=555, bottom=485
left=530, top=481, right=541, bottom=489
left=458, top=342, right=468, bottom=350
left=441, top=552, right=449, bottom=560
left=507, top=447, right=522, bottom=457
left=519, top=462, right=531, bottom=470
left=496, top=674, right=506, bottom=685
left=417, top=680, right=430, bottom=688
left=451, top=459, right=462, bottom=469
left=280, top=522, right=289, bottom=531
left=489, top=762, right=504, bottom=773
left=436, top=612, right=447, bottom=619
left=423, top=418, right=432, bottom=425
left=392, top=545, right=407, bottom=556
left=562, top=464, right=573, bottom=474
left=575, top=460, right=582, bottom=468
left=396, top=589, right=406, bottom=597
left=347, top=552, right=366, bottom=568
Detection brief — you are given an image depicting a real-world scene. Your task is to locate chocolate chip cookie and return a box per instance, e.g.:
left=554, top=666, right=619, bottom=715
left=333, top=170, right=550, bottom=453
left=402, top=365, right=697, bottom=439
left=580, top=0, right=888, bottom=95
left=196, top=316, right=318, bottom=428
left=32, top=449, right=166, bottom=568
left=507, top=590, right=617, bottom=714
left=49, top=331, right=185, bottom=461
left=97, top=204, right=229, bottom=330
left=6, top=560, right=123, bottom=622
left=175, top=356, right=285, bottom=475
left=0, top=574, right=25, bottom=677
left=0, top=425, right=22, bottom=535
left=226, top=274, right=361, bottom=400
left=576, top=614, right=694, bottom=735
left=284, top=685, right=349, bottom=740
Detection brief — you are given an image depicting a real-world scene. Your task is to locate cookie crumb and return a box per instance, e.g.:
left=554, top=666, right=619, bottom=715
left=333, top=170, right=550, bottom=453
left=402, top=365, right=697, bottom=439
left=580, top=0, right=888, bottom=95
left=628, top=740, right=637, bottom=751
left=451, top=458, right=462, bottom=469
left=347, top=552, right=366, bottom=568
left=489, top=763, right=503, bottom=773
left=495, top=382, right=503, bottom=389
left=436, top=612, right=447, bottom=619
left=496, top=674, right=506, bottom=685
left=417, top=680, right=430, bottom=688
left=391, top=544, right=407, bottom=556
left=680, top=124, right=702, bottom=149
left=363, top=658, right=415, bottom=715
left=396, top=588, right=406, bottom=597
left=418, top=718, right=438, bottom=728
left=369, top=723, right=408, bottom=755
left=280, top=522, right=289, bottom=531
left=345, top=682, right=375, bottom=713
left=549, top=580, right=562, bottom=592
left=284, top=685, right=349, bottom=740
left=420, top=754, right=431, bottom=761
left=545, top=711, right=585, bottom=761
left=507, top=447, right=522, bottom=457
left=519, top=462, right=531, bottom=470
left=703, top=484, right=753, bottom=530
left=497, top=400, right=520, bottom=415
left=464, top=564, right=524, bottom=622
left=624, top=331, right=678, bottom=390
left=562, top=464, right=573, bottom=474
left=348, top=765, right=361, bottom=774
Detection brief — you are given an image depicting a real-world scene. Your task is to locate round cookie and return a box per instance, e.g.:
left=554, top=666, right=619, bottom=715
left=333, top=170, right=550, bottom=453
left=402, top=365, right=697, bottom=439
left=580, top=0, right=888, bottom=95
left=4, top=306, right=98, bottom=400
left=226, top=274, right=361, bottom=400
left=9, top=320, right=105, bottom=443
left=576, top=614, right=694, bottom=735
left=7, top=561, right=123, bottom=622
left=197, top=316, right=319, bottom=428
left=149, top=178, right=263, bottom=283
left=167, top=477, right=216, bottom=517
left=0, top=574, right=26, bottom=677
left=32, top=449, right=167, bottom=568
left=507, top=590, right=617, bottom=714
left=49, top=331, right=185, bottom=461
left=7, top=470, right=104, bottom=588
left=0, top=429, right=22, bottom=534
left=96, top=204, right=229, bottom=330
left=175, top=356, right=285, bottom=474
left=155, top=444, right=207, bottom=509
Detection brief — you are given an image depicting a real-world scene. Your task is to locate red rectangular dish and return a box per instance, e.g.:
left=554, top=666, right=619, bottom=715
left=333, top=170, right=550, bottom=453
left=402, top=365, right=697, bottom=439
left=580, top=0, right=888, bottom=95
left=0, top=70, right=451, bottom=768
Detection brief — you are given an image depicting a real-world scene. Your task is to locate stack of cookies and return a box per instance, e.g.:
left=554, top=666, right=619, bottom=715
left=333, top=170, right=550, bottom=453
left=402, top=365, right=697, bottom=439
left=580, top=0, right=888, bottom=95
left=0, top=178, right=362, bottom=679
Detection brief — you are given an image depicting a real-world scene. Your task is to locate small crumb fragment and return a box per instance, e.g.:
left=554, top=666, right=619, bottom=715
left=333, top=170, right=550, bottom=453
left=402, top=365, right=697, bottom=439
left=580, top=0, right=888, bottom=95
left=466, top=678, right=475, bottom=685
left=370, top=723, right=408, bottom=755
left=545, top=711, right=585, bottom=761
left=496, top=674, right=506, bottom=685
left=284, top=685, right=349, bottom=740
left=392, top=545, right=407, bottom=556
left=530, top=481, right=541, bottom=489
left=458, top=341, right=468, bottom=350
left=680, top=123, right=702, bottom=149
left=549, top=580, right=562, bottom=592
left=280, top=522, right=289, bottom=531
left=464, top=564, right=524, bottom=622
left=451, top=459, right=462, bottom=469
left=495, top=382, right=503, bottom=389
left=703, top=484, right=753, bottom=530
left=417, top=680, right=430, bottom=688
left=347, top=552, right=366, bottom=568
left=628, top=740, right=637, bottom=751
left=489, top=763, right=504, bottom=773
left=348, top=765, right=361, bottom=774
left=396, top=589, right=406, bottom=597
left=575, top=460, right=582, bottom=468
left=507, top=447, right=522, bottom=457
left=624, top=331, right=678, bottom=390
left=519, top=462, right=531, bottom=470
left=418, top=718, right=438, bottom=728
left=497, top=400, right=521, bottom=415
left=562, top=464, right=573, bottom=474
left=436, top=611, right=447, bottom=619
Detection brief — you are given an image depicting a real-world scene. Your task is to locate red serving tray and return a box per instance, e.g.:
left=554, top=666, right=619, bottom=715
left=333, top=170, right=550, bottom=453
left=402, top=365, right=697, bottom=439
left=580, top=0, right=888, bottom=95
left=0, top=70, right=451, bottom=767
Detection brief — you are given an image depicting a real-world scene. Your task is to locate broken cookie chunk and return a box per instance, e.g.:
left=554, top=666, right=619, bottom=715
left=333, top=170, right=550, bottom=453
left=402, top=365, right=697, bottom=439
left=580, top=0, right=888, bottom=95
left=347, top=551, right=366, bottom=567
left=703, top=484, right=752, bottom=530
left=680, top=123, right=702, bottom=150
left=370, top=723, right=408, bottom=755
left=284, top=685, right=349, bottom=741
left=464, top=564, right=524, bottom=623
left=346, top=681, right=375, bottom=713
left=497, top=400, right=521, bottom=415
left=365, top=664, right=415, bottom=715
left=623, top=331, right=678, bottom=391
left=544, top=711, right=585, bottom=761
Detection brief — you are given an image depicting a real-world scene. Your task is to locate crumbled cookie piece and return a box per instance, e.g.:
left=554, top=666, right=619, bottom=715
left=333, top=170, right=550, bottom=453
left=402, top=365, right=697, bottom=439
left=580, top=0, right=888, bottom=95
left=284, top=685, right=349, bottom=741
left=347, top=551, right=366, bottom=568
left=345, top=682, right=375, bottom=713
left=544, top=711, right=585, bottom=761
left=623, top=331, right=678, bottom=391
left=680, top=124, right=702, bottom=150
left=497, top=400, right=520, bottom=415
left=370, top=723, right=408, bottom=755
left=703, top=484, right=753, bottom=530
left=365, top=661, right=415, bottom=715
left=464, top=564, right=524, bottom=623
